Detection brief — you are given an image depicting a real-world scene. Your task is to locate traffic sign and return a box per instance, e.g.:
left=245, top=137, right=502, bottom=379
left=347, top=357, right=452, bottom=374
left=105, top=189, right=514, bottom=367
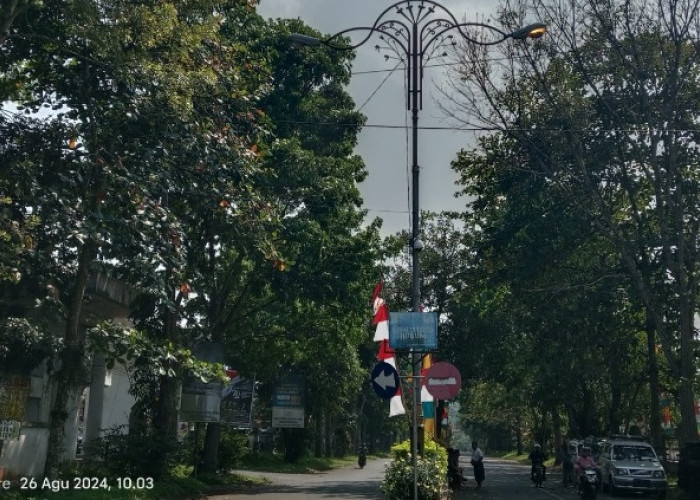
left=424, top=362, right=461, bottom=400
left=371, top=362, right=400, bottom=400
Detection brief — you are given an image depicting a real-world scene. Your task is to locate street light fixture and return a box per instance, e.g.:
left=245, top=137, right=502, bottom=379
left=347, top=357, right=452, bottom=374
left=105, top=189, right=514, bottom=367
left=291, top=2, right=544, bottom=498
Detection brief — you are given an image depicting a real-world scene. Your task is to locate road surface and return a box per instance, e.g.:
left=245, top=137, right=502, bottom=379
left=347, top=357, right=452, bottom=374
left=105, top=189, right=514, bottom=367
left=207, top=456, right=602, bottom=499
left=455, top=458, right=586, bottom=499
left=207, top=457, right=389, bottom=499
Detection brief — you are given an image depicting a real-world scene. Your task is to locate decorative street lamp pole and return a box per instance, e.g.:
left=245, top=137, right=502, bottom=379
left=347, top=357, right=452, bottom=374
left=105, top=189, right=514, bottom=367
left=292, top=2, right=544, bottom=498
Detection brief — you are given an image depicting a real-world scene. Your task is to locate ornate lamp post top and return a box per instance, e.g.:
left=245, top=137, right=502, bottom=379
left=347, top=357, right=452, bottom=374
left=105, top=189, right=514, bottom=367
left=291, top=0, right=545, bottom=110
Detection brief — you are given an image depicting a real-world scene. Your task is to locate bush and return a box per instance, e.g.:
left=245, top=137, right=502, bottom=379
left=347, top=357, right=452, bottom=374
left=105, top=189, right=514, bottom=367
left=218, top=427, right=249, bottom=471
left=82, top=426, right=182, bottom=480
left=381, top=438, right=447, bottom=500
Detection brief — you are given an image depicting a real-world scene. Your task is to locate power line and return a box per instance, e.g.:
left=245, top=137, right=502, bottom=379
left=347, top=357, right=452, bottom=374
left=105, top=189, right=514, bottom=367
left=278, top=120, right=700, bottom=134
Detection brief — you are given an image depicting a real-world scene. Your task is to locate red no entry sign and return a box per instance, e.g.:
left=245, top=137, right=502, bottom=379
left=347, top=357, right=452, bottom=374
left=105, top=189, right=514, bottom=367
left=424, top=362, right=461, bottom=400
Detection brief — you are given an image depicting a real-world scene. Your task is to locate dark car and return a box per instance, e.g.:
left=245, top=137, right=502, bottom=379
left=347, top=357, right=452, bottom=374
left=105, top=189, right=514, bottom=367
left=678, top=441, right=700, bottom=498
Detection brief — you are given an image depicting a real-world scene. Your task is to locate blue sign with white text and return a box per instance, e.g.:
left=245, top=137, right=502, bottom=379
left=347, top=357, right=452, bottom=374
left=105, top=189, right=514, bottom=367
left=389, top=312, right=438, bottom=350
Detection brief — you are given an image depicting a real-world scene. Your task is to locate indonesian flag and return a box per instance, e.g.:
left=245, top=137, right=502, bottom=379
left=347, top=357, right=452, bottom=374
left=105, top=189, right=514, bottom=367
left=372, top=283, right=405, bottom=417
left=373, top=294, right=389, bottom=341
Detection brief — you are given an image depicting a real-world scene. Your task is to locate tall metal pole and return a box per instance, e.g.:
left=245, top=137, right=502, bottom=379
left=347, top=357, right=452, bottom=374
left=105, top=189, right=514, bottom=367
left=410, top=20, right=422, bottom=500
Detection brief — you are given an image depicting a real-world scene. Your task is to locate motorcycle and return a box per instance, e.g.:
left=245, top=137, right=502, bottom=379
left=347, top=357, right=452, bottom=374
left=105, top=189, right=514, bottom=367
left=532, top=463, right=546, bottom=488
left=578, top=467, right=599, bottom=499
left=358, top=448, right=367, bottom=469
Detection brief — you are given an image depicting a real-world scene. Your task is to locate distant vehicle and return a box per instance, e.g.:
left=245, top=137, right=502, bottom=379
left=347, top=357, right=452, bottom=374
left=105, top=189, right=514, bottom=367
left=597, top=437, right=667, bottom=498
left=678, top=441, right=700, bottom=497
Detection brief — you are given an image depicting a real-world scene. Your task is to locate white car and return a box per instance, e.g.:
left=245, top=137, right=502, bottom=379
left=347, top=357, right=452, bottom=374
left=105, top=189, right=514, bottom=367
left=597, top=438, right=667, bottom=498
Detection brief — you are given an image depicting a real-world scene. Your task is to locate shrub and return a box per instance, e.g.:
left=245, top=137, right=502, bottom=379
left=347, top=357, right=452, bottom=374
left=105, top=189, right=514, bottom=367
left=381, top=438, right=447, bottom=500
left=218, top=427, right=249, bottom=471
left=82, top=425, right=181, bottom=480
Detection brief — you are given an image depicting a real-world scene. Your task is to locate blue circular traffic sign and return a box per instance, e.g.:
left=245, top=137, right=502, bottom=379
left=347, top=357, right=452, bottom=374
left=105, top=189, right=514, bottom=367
left=371, top=362, right=400, bottom=400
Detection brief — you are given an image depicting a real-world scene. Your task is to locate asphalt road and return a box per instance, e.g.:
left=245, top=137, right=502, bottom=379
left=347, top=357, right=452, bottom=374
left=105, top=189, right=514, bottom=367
left=207, top=457, right=389, bottom=499
left=455, top=458, right=585, bottom=500
left=206, top=457, right=606, bottom=500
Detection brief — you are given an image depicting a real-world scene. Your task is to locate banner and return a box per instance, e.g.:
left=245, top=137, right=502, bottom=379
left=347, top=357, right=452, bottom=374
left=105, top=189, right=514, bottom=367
left=221, top=376, right=255, bottom=428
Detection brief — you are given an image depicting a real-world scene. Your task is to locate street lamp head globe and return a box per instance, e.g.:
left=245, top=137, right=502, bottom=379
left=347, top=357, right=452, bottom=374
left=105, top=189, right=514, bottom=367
left=413, top=239, right=424, bottom=252
left=509, top=23, right=547, bottom=40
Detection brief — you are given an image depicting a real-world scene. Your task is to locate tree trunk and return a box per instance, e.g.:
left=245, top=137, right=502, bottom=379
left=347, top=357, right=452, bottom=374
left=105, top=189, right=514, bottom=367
left=44, top=242, right=96, bottom=478
left=314, top=412, right=322, bottom=457
left=155, top=307, right=180, bottom=440
left=646, top=315, right=662, bottom=449
left=201, top=422, right=221, bottom=473
left=552, top=409, right=562, bottom=450
left=155, top=375, right=180, bottom=439
left=608, top=359, right=623, bottom=435
left=83, top=351, right=106, bottom=458
left=325, top=414, right=332, bottom=458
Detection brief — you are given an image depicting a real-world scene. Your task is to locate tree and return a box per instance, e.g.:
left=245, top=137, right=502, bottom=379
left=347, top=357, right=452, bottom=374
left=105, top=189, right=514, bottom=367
left=443, top=0, right=700, bottom=444
left=1, top=0, right=273, bottom=475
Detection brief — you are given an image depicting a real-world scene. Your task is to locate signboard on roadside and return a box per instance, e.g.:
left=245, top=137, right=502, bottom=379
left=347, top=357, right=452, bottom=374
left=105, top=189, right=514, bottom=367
left=389, top=312, right=438, bottom=350
left=272, top=376, right=305, bottom=428
left=180, top=378, right=222, bottom=423
left=221, top=376, right=255, bottom=428
left=180, top=340, right=225, bottom=423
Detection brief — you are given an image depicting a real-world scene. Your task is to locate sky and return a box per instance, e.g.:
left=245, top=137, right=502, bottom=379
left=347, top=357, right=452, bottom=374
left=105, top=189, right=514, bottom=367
left=256, top=0, right=501, bottom=235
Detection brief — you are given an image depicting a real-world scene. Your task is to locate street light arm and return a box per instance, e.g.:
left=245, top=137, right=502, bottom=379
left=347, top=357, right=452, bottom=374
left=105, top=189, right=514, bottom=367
left=290, top=25, right=410, bottom=56
left=325, top=22, right=411, bottom=55
left=419, top=20, right=506, bottom=62
left=421, top=20, right=546, bottom=52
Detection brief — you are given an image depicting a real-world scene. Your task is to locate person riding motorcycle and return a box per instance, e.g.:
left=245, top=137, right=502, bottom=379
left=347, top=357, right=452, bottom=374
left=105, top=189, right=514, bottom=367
left=574, top=446, right=597, bottom=489
left=529, top=443, right=547, bottom=482
left=357, top=444, right=368, bottom=468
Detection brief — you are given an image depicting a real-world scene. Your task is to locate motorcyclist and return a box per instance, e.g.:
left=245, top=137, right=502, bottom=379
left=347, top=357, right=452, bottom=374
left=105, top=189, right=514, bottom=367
left=529, top=443, right=547, bottom=481
left=357, top=443, right=368, bottom=468
left=574, top=446, right=597, bottom=489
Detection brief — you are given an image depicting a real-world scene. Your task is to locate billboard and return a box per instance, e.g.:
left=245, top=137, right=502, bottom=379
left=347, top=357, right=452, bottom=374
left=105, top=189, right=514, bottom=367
left=272, top=376, right=305, bottom=428
left=180, top=378, right=222, bottom=423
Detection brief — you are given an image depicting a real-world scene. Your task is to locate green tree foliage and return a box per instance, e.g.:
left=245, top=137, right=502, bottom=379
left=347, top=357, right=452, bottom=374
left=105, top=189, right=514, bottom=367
left=0, top=0, right=393, bottom=479
left=1, top=0, right=280, bottom=476
left=443, top=0, right=700, bottom=444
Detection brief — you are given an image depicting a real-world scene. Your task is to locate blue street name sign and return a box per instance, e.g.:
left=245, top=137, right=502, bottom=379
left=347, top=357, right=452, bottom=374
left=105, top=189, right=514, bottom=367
left=371, top=362, right=400, bottom=400
left=388, top=312, right=438, bottom=350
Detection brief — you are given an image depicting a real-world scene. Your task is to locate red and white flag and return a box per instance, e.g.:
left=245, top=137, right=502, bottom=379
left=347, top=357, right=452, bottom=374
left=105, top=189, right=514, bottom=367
left=372, top=283, right=405, bottom=416
left=373, top=301, right=389, bottom=341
